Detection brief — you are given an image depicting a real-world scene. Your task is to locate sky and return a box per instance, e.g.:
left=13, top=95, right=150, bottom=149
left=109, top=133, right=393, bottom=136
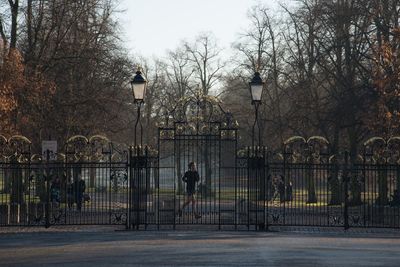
left=117, top=0, right=280, bottom=59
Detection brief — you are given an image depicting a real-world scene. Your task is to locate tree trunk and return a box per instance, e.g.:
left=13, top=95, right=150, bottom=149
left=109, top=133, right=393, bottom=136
left=392, top=166, right=400, bottom=206
left=10, top=158, right=24, bottom=204
left=349, top=135, right=362, bottom=205
left=3, top=167, right=11, bottom=193
left=89, top=165, right=96, bottom=188
left=25, top=0, right=33, bottom=62
left=376, top=163, right=388, bottom=205
left=35, top=168, right=46, bottom=202
left=176, top=147, right=183, bottom=195
left=329, top=126, right=342, bottom=205
left=203, top=143, right=212, bottom=197
left=9, top=0, right=19, bottom=50
left=306, top=157, right=317, bottom=203
left=329, top=162, right=342, bottom=205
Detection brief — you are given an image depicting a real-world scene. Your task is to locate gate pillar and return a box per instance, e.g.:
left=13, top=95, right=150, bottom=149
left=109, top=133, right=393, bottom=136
left=247, top=146, right=267, bottom=230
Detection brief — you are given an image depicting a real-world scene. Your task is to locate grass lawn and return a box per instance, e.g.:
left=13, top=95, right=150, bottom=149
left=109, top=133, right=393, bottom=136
left=0, top=194, right=41, bottom=204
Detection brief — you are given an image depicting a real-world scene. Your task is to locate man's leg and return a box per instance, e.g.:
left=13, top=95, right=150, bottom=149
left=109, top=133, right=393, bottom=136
left=77, top=195, right=82, bottom=211
left=67, top=196, right=71, bottom=209
left=192, top=195, right=201, bottom=219
left=179, top=195, right=192, bottom=216
left=182, top=196, right=192, bottom=209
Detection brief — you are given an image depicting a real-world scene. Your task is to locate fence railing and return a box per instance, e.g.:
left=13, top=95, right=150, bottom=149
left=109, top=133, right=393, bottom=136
left=1, top=154, right=400, bottom=229
left=0, top=160, right=129, bottom=227
left=0, top=135, right=399, bottom=230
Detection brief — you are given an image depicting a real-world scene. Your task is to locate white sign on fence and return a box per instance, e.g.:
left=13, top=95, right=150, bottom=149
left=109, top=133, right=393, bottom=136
left=42, top=140, right=58, bottom=161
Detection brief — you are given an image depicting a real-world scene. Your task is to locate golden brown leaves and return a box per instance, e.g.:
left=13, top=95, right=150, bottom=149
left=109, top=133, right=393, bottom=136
left=0, top=48, right=56, bottom=135
left=371, top=31, right=400, bottom=136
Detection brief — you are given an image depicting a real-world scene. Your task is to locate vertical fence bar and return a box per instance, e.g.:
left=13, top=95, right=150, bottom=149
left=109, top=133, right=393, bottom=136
left=144, top=146, right=148, bottom=230
left=218, top=132, right=221, bottom=230
left=264, top=147, right=268, bottom=231
left=344, top=151, right=350, bottom=230
left=45, top=150, right=50, bottom=228
left=234, top=135, right=238, bottom=230
left=247, top=147, right=250, bottom=230
left=127, top=146, right=132, bottom=230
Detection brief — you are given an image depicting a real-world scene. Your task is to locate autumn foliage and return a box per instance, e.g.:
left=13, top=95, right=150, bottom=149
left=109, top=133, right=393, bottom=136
left=0, top=47, right=55, bottom=136
left=0, top=49, right=24, bottom=134
left=372, top=28, right=400, bottom=136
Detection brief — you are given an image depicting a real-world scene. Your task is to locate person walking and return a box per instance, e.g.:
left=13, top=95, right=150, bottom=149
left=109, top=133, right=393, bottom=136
left=278, top=175, right=286, bottom=203
left=178, top=162, right=201, bottom=219
left=286, top=181, right=293, bottom=202
left=50, top=176, right=61, bottom=205
left=67, top=182, right=74, bottom=209
left=74, top=175, right=86, bottom=211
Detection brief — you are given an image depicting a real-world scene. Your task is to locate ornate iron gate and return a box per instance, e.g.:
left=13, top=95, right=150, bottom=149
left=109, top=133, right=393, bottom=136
left=137, top=93, right=239, bottom=229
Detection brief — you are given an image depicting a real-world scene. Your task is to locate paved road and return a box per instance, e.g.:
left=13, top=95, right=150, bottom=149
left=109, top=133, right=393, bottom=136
left=0, top=227, right=399, bottom=266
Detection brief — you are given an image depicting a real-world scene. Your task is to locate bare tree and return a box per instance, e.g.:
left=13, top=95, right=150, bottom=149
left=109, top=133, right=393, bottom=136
left=184, top=32, right=224, bottom=96
left=165, top=46, right=195, bottom=99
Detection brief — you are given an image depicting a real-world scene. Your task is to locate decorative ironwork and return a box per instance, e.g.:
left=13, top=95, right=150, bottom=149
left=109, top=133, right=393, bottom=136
left=50, top=209, right=65, bottom=225
left=363, top=137, right=400, bottom=208
left=0, top=135, right=32, bottom=162
left=65, top=135, right=112, bottom=162
left=268, top=209, right=284, bottom=225
left=284, top=135, right=330, bottom=163
left=0, top=131, right=399, bottom=230
left=348, top=212, right=363, bottom=227
left=329, top=212, right=343, bottom=226
left=364, top=136, right=400, bottom=164
left=111, top=169, right=128, bottom=192
left=29, top=213, right=45, bottom=226
left=159, top=92, right=237, bottom=136
left=111, top=212, right=127, bottom=224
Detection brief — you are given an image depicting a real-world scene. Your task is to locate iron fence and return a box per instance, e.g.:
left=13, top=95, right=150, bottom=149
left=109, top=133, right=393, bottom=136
left=0, top=160, right=129, bottom=227
left=0, top=146, right=400, bottom=229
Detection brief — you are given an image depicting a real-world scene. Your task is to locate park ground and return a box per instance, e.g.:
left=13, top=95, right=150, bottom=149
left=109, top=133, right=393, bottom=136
left=0, top=226, right=400, bottom=267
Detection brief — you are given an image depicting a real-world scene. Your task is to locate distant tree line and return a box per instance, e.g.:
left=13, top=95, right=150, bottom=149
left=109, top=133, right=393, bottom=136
left=1, top=0, right=399, bottom=154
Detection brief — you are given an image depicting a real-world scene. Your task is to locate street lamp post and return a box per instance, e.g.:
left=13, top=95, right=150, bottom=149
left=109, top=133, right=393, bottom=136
left=249, top=72, right=264, bottom=148
left=129, top=68, right=147, bottom=230
left=249, top=72, right=266, bottom=231
left=130, top=68, right=147, bottom=147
